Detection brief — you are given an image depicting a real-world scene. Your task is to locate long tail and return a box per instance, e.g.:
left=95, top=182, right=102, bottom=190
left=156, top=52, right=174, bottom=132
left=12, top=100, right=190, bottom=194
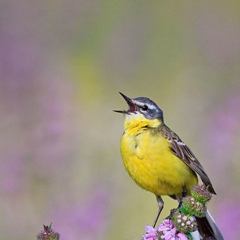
left=196, top=210, right=224, bottom=240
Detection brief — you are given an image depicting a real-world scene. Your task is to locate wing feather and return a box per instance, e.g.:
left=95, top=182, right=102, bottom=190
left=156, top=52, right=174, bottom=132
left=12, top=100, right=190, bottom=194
left=161, top=124, right=216, bottom=194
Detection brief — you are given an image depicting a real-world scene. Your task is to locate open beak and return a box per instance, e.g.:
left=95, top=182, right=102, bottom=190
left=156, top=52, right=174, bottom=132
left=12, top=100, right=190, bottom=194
left=113, top=92, right=136, bottom=114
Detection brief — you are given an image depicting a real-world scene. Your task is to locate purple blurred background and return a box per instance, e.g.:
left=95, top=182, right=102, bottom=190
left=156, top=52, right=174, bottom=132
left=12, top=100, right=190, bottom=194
left=0, top=1, right=239, bottom=239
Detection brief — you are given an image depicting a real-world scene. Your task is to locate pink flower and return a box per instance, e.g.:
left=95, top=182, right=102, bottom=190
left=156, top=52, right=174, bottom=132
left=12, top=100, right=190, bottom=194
left=158, top=219, right=188, bottom=240
left=158, top=219, right=175, bottom=232
left=176, top=232, right=188, bottom=240
left=143, top=226, right=158, bottom=240
left=143, top=220, right=188, bottom=240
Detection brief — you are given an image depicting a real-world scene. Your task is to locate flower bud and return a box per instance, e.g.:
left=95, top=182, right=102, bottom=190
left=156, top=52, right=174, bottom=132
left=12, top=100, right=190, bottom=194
left=36, top=224, right=60, bottom=240
left=172, top=209, right=198, bottom=233
left=191, top=184, right=212, bottom=204
left=182, top=196, right=207, bottom=218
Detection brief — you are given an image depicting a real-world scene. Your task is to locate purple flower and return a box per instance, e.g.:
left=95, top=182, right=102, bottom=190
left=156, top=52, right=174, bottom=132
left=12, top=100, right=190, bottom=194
left=157, top=219, right=188, bottom=240
left=176, top=232, right=188, bottom=240
left=158, top=219, right=175, bottom=231
left=143, top=226, right=158, bottom=240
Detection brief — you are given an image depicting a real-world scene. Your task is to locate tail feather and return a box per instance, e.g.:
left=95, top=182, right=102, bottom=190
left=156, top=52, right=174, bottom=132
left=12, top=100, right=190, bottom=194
left=196, top=210, right=224, bottom=240
left=206, top=210, right=224, bottom=240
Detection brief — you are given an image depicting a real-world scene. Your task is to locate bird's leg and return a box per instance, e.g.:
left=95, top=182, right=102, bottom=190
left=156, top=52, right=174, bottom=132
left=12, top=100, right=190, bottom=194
left=182, top=187, right=187, bottom=198
left=153, top=196, right=164, bottom=228
left=177, top=187, right=187, bottom=208
left=176, top=196, right=182, bottom=208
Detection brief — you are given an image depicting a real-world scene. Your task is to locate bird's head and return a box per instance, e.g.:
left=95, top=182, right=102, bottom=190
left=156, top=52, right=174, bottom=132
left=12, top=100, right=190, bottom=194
left=114, top=92, right=164, bottom=129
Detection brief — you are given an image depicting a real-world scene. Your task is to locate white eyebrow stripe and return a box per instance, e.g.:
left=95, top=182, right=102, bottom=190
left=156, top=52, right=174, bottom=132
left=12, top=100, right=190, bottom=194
left=133, top=100, right=156, bottom=109
left=132, top=100, right=143, bottom=106
left=147, top=104, right=156, bottom=110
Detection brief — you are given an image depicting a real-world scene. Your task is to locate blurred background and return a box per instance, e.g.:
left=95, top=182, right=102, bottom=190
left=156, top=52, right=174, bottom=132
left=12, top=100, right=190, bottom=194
left=0, top=1, right=240, bottom=239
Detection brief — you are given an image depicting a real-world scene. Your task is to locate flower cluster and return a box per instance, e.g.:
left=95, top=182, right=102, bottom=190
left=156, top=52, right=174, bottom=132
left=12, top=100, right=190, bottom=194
left=158, top=219, right=188, bottom=240
left=143, top=219, right=188, bottom=240
left=171, top=210, right=197, bottom=233
left=143, top=184, right=212, bottom=240
left=181, top=196, right=206, bottom=218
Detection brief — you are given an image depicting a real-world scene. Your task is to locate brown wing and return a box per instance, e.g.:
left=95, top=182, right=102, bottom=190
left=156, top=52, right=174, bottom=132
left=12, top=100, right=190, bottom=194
left=161, top=124, right=216, bottom=194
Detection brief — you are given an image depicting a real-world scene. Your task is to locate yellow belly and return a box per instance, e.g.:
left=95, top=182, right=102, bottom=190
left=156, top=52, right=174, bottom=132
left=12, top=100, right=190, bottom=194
left=120, top=129, right=198, bottom=197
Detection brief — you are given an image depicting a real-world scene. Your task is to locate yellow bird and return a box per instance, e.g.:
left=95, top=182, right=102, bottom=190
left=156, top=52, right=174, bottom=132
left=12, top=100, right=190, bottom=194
left=115, top=92, right=224, bottom=240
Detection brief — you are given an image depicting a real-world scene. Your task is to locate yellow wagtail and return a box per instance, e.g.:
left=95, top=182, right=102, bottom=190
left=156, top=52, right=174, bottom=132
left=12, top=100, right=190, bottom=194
left=115, top=92, right=224, bottom=240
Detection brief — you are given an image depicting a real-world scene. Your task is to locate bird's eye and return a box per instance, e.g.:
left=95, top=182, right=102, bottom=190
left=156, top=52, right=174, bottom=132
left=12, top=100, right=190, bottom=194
left=141, top=105, right=148, bottom=111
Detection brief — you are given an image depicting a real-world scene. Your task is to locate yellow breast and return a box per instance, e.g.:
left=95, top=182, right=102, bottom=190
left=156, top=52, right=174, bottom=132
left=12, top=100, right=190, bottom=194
left=120, top=114, right=197, bottom=197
